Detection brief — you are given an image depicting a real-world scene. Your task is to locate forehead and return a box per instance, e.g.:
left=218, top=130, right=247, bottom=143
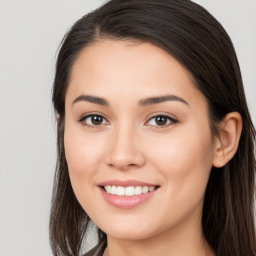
left=66, top=39, right=205, bottom=108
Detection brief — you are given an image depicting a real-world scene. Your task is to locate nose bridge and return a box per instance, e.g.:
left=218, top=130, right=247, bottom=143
left=106, top=121, right=145, bottom=170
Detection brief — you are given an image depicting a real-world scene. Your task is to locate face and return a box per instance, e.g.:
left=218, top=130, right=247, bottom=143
left=64, top=39, right=216, bottom=241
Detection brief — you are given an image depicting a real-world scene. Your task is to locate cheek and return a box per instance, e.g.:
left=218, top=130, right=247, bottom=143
left=63, top=122, right=107, bottom=207
left=149, top=123, right=214, bottom=199
left=64, top=124, right=110, bottom=221
left=143, top=124, right=214, bottom=228
left=64, top=124, right=105, bottom=176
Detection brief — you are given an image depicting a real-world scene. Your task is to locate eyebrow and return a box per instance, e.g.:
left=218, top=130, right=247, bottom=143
left=72, top=94, right=189, bottom=107
left=138, top=95, right=189, bottom=106
left=72, top=95, right=109, bottom=106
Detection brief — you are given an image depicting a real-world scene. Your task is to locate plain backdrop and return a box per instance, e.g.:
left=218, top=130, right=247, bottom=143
left=0, top=1, right=255, bottom=255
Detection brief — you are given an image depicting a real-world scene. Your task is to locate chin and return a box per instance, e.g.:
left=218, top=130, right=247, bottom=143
left=97, top=218, right=165, bottom=241
left=104, top=228, right=155, bottom=241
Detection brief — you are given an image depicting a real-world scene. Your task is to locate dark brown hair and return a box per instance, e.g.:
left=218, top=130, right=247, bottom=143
left=50, top=0, right=256, bottom=255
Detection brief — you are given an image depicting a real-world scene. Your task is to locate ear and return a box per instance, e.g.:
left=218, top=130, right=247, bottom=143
left=212, top=112, right=242, bottom=168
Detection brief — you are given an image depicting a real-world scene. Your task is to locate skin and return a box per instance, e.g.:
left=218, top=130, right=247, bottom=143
left=64, top=39, right=242, bottom=256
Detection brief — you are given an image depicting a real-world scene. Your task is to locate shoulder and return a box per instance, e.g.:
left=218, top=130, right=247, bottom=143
left=83, top=239, right=107, bottom=256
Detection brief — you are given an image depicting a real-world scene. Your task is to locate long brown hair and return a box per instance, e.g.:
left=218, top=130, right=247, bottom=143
left=50, top=0, right=256, bottom=255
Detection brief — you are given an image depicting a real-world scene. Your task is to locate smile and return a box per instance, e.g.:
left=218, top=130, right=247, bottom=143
left=104, top=185, right=156, bottom=196
left=98, top=180, right=160, bottom=209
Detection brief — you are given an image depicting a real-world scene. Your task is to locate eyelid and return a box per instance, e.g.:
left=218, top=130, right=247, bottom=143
left=145, top=112, right=178, bottom=127
left=78, top=112, right=110, bottom=127
left=77, top=112, right=178, bottom=128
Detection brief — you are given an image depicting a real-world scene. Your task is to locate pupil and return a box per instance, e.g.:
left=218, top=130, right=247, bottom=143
left=92, top=115, right=103, bottom=125
left=156, top=116, right=167, bottom=125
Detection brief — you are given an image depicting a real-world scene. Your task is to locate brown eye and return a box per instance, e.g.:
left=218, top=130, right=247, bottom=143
left=79, top=114, right=108, bottom=127
left=91, top=115, right=104, bottom=125
left=146, top=115, right=178, bottom=127
left=155, top=116, right=168, bottom=126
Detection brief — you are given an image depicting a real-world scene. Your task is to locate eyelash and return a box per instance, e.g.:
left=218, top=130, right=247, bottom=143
left=78, top=112, right=178, bottom=129
left=78, top=112, right=109, bottom=129
left=146, top=113, right=178, bottom=128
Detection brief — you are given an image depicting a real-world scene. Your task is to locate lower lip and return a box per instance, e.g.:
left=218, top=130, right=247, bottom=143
left=100, top=187, right=157, bottom=209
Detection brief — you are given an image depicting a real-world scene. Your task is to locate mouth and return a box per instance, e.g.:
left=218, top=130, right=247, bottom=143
left=101, top=185, right=159, bottom=196
left=98, top=180, right=160, bottom=208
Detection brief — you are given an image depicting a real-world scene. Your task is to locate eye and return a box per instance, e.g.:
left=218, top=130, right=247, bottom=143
left=146, top=114, right=178, bottom=127
left=78, top=114, right=109, bottom=127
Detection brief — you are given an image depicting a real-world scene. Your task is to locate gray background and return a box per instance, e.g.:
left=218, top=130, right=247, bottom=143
left=0, top=1, right=255, bottom=255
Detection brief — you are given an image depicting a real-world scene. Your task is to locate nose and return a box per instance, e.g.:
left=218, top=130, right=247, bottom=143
left=105, top=124, right=146, bottom=170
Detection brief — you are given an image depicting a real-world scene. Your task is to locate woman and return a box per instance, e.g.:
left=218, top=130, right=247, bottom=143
left=50, top=0, right=256, bottom=255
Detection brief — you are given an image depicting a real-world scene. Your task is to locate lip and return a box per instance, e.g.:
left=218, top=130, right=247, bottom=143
left=98, top=180, right=159, bottom=209
left=98, top=179, right=158, bottom=187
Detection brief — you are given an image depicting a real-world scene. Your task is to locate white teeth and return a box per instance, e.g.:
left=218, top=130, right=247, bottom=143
left=149, top=186, right=155, bottom=192
left=111, top=186, right=117, bottom=195
left=142, top=186, right=149, bottom=193
left=116, top=186, right=125, bottom=196
left=135, top=186, right=142, bottom=195
left=125, top=186, right=135, bottom=196
left=105, top=185, right=111, bottom=193
left=104, top=185, right=156, bottom=196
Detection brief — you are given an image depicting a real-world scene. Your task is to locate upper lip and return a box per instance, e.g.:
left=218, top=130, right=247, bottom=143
left=98, top=179, right=159, bottom=187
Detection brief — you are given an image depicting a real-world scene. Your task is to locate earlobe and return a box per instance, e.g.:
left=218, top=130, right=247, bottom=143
left=212, top=112, right=242, bottom=168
